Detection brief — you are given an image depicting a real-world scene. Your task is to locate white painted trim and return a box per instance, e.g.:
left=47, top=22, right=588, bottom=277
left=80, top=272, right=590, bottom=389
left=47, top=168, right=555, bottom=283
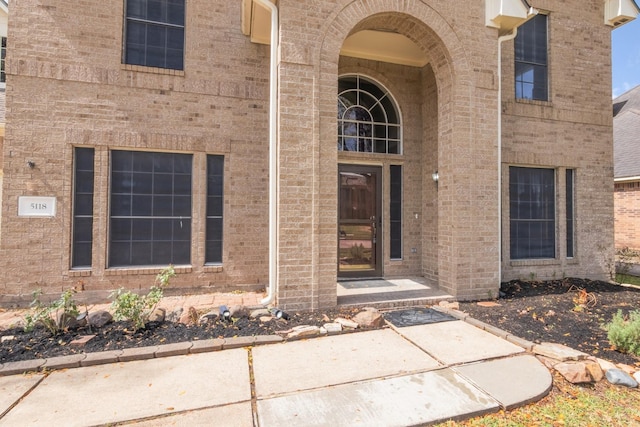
left=253, top=0, right=279, bottom=307
left=615, top=176, right=640, bottom=183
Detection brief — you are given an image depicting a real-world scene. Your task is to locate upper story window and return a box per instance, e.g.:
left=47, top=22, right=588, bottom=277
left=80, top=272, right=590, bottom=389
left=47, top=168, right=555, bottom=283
left=124, top=0, right=185, bottom=70
left=338, top=75, right=401, bottom=154
left=515, top=14, right=548, bottom=101
left=1, top=37, right=6, bottom=86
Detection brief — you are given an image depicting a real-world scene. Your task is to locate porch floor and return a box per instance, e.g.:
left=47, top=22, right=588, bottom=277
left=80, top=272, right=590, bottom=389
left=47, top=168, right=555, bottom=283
left=337, top=277, right=454, bottom=309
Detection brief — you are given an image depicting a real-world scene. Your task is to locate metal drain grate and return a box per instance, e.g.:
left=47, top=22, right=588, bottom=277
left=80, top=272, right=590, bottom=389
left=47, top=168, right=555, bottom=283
left=384, top=307, right=458, bottom=327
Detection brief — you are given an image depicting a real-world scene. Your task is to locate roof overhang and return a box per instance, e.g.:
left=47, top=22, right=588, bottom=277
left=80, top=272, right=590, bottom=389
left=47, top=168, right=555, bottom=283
left=341, top=30, right=428, bottom=68
left=241, top=0, right=428, bottom=67
left=615, top=176, right=640, bottom=182
left=486, top=0, right=532, bottom=34
left=241, top=0, right=276, bottom=45
left=604, top=0, right=640, bottom=27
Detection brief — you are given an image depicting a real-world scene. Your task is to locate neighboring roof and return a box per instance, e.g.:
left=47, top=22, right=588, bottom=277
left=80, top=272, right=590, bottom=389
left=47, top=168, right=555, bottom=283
left=614, top=85, right=640, bottom=179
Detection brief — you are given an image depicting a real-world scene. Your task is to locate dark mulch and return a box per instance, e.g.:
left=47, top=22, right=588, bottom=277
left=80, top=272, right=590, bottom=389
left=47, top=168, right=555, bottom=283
left=3, top=278, right=640, bottom=367
left=459, top=278, right=640, bottom=366
left=0, top=307, right=371, bottom=364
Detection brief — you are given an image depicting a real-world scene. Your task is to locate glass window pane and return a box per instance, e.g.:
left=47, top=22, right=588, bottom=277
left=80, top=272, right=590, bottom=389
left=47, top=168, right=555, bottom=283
left=132, top=195, right=152, bottom=216
left=75, top=194, right=94, bottom=216
left=509, top=167, right=555, bottom=259
left=337, top=76, right=401, bottom=154
left=514, top=15, right=548, bottom=101
left=110, top=151, right=192, bottom=267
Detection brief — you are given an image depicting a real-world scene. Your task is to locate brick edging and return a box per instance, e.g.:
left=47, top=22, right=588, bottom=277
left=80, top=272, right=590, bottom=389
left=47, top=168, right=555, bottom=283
left=0, top=335, right=284, bottom=376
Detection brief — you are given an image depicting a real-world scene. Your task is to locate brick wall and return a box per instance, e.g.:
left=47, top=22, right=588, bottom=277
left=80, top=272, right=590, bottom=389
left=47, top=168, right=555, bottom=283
left=0, top=1, right=272, bottom=303
left=615, top=182, right=640, bottom=250
left=0, top=0, right=616, bottom=308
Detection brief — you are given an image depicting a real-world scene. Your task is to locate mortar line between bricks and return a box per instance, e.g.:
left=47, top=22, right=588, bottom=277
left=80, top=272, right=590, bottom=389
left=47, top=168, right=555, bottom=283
left=0, top=372, right=47, bottom=420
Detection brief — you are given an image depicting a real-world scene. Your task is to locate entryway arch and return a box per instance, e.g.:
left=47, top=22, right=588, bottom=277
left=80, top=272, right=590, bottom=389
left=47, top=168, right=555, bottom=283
left=314, top=1, right=476, bottom=306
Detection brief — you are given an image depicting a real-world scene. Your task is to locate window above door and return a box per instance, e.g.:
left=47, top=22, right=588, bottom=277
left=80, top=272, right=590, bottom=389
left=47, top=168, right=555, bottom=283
left=338, top=75, right=402, bottom=155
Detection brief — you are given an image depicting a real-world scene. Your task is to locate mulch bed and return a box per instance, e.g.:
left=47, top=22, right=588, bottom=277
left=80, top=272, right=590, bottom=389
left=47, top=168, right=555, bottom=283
left=2, top=278, right=640, bottom=367
left=0, top=307, right=371, bottom=363
left=459, top=278, right=640, bottom=367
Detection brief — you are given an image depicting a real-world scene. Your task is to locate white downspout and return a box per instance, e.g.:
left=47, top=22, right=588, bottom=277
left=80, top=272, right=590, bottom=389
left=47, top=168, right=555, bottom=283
left=497, top=6, right=538, bottom=288
left=254, top=0, right=279, bottom=306
left=497, top=29, right=518, bottom=288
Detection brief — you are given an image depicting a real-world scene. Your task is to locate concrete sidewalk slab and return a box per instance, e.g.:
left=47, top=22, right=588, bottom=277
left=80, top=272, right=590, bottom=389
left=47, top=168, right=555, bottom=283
left=0, top=350, right=251, bottom=427
left=127, top=402, right=254, bottom=426
left=252, top=329, right=441, bottom=397
left=454, top=354, right=553, bottom=410
left=256, top=368, right=499, bottom=427
left=0, top=374, right=43, bottom=416
left=396, top=321, right=524, bottom=365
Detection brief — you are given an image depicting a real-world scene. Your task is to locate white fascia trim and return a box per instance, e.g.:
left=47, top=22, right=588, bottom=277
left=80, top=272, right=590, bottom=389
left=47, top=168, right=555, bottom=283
left=615, top=176, right=640, bottom=183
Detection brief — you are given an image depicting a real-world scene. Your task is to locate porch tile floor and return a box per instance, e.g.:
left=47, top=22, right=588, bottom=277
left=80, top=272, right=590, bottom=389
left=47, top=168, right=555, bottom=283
left=337, top=277, right=454, bottom=308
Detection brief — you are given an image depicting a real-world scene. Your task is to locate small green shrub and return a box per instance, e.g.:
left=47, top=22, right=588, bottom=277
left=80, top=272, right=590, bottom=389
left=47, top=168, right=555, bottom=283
left=604, top=310, right=640, bottom=356
left=110, top=266, right=175, bottom=330
left=24, top=288, right=79, bottom=334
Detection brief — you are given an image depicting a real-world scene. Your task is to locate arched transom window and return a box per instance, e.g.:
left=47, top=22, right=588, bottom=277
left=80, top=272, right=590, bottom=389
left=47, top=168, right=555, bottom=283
left=338, top=75, right=401, bottom=154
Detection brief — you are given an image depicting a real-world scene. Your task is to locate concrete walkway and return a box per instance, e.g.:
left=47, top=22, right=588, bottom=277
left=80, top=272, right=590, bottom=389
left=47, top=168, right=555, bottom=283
left=0, top=316, right=552, bottom=426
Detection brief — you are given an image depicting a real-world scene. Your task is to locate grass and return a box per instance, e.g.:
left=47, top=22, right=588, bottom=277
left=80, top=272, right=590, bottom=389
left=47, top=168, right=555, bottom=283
left=436, top=373, right=640, bottom=427
left=616, top=273, right=640, bottom=287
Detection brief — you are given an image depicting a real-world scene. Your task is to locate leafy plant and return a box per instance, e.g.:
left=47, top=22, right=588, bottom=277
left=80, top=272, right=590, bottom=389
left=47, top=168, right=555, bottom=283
left=604, top=309, right=640, bottom=356
left=110, top=265, right=175, bottom=330
left=24, top=288, right=80, bottom=334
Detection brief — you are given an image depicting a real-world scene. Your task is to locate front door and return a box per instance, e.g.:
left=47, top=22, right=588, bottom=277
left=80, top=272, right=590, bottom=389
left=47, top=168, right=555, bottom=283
left=338, top=164, right=382, bottom=278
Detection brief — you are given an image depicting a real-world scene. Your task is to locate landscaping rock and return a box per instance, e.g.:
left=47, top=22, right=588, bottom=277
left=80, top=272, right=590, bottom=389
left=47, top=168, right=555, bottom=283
left=596, top=357, right=617, bottom=373
left=323, top=323, right=342, bottom=335
left=178, top=306, right=198, bottom=326
left=634, top=371, right=640, bottom=384
left=353, top=308, right=385, bottom=328
left=585, top=359, right=604, bottom=382
left=88, top=310, right=112, bottom=328
left=554, top=361, right=593, bottom=384
left=259, top=316, right=273, bottom=323
left=605, top=368, right=639, bottom=388
left=533, top=342, right=589, bottom=361
left=198, top=310, right=218, bottom=324
left=286, top=325, right=321, bottom=340
left=250, top=308, right=270, bottom=319
left=335, top=317, right=359, bottom=329
left=535, top=355, right=558, bottom=370
left=617, top=363, right=636, bottom=375
left=148, top=307, right=166, bottom=323
left=57, top=312, right=81, bottom=330
left=230, top=305, right=250, bottom=319
left=70, top=335, right=96, bottom=347
left=438, top=301, right=460, bottom=310
left=166, top=307, right=183, bottom=322
left=477, top=301, right=501, bottom=307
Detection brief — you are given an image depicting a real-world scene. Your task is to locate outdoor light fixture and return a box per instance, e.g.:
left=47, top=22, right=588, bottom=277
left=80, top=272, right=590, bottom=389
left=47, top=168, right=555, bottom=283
left=27, top=160, right=35, bottom=169
left=219, top=305, right=231, bottom=321
left=270, top=308, right=290, bottom=320
left=432, top=171, right=439, bottom=182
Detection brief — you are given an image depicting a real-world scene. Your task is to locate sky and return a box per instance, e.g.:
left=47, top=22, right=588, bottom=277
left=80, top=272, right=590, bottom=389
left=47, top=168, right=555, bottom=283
left=612, top=16, right=640, bottom=98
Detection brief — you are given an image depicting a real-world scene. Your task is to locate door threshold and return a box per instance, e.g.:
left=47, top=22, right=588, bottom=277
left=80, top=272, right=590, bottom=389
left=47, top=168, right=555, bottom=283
left=338, top=277, right=383, bottom=282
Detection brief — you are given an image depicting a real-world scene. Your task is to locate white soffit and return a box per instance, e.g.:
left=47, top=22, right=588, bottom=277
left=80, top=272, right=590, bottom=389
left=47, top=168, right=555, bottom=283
left=486, top=0, right=529, bottom=32
left=340, top=30, right=428, bottom=68
left=604, top=0, right=640, bottom=27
